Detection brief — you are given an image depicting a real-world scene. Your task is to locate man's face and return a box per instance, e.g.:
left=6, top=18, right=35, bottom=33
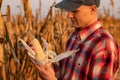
left=67, top=5, right=92, bottom=28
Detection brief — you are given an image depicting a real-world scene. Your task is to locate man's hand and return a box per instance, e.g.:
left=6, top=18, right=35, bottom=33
left=31, top=59, right=57, bottom=80
left=28, top=38, right=57, bottom=80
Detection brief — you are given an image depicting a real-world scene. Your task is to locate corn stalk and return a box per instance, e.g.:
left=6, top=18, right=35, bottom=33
left=22, top=0, right=33, bottom=30
left=0, top=11, right=6, bottom=80
left=4, top=22, right=20, bottom=65
left=6, top=5, right=11, bottom=22
left=110, top=0, right=114, bottom=8
left=0, top=0, right=2, bottom=10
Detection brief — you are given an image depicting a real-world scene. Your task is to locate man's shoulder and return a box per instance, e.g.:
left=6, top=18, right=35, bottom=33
left=92, top=27, right=114, bottom=40
left=87, top=27, right=117, bottom=48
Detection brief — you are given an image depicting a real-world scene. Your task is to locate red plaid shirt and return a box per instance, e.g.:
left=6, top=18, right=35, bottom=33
left=53, top=20, right=119, bottom=80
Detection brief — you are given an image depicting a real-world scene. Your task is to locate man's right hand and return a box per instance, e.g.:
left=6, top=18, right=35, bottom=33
left=31, top=58, right=57, bottom=80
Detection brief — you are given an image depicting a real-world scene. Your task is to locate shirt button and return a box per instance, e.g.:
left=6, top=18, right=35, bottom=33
left=78, top=63, right=80, bottom=66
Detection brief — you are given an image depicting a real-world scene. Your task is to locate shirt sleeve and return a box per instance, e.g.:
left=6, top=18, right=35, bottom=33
left=88, top=40, right=119, bottom=80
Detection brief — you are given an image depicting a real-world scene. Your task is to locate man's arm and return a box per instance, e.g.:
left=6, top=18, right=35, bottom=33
left=89, top=50, right=115, bottom=79
left=88, top=40, right=119, bottom=80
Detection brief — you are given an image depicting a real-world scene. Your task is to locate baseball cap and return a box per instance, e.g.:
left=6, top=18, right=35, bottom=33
left=55, top=0, right=100, bottom=12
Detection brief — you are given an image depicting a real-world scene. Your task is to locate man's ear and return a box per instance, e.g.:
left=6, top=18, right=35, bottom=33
left=90, top=5, right=97, bottom=14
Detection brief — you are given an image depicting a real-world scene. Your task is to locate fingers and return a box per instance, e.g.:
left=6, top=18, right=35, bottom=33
left=31, top=60, right=56, bottom=80
left=36, top=63, right=48, bottom=72
left=31, top=58, right=46, bottom=75
left=35, top=64, right=49, bottom=77
left=30, top=58, right=36, bottom=64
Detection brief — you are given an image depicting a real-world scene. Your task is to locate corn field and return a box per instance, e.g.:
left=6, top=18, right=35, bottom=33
left=0, top=0, right=120, bottom=80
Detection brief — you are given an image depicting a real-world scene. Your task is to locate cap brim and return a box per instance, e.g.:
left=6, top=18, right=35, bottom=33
left=55, top=0, right=82, bottom=12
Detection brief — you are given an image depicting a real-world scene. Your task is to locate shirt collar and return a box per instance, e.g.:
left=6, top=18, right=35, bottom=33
left=76, top=20, right=102, bottom=42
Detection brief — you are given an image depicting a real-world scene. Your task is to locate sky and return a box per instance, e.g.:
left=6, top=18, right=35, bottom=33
left=1, top=0, right=120, bottom=19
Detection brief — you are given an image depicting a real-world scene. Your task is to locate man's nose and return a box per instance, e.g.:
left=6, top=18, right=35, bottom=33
left=67, top=12, right=73, bottom=18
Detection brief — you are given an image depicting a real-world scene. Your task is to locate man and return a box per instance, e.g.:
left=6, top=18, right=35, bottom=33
left=31, top=0, right=120, bottom=80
